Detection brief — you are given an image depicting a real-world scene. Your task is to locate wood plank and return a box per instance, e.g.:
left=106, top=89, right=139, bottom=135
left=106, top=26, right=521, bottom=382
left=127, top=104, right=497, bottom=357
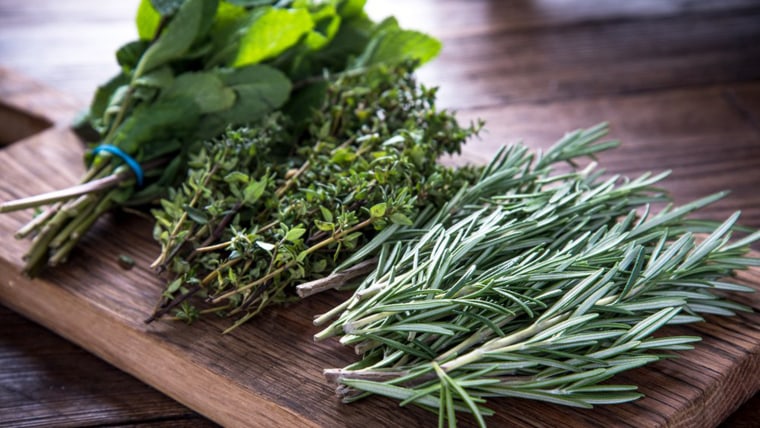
left=451, top=84, right=760, bottom=228
left=0, top=306, right=213, bottom=428
left=418, top=7, right=760, bottom=110
left=1, top=69, right=759, bottom=428
left=367, top=0, right=760, bottom=40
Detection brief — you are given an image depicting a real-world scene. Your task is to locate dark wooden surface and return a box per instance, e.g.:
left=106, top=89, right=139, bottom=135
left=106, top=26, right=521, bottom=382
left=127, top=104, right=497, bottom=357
left=1, top=0, right=759, bottom=426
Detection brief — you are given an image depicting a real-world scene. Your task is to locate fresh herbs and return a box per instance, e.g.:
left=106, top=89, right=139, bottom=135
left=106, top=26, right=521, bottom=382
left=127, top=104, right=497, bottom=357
left=0, top=0, right=441, bottom=276
left=311, top=127, right=760, bottom=427
left=0, top=2, right=757, bottom=426
left=148, top=62, right=482, bottom=330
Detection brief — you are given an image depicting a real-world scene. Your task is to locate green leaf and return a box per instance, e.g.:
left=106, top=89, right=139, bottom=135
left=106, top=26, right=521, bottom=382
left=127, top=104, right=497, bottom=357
left=136, top=0, right=219, bottom=77
left=331, top=147, right=357, bottom=165
left=110, top=96, right=201, bottom=154
left=337, top=0, right=366, bottom=18
left=224, top=171, right=249, bottom=184
left=88, top=72, right=130, bottom=132
left=315, top=220, right=335, bottom=232
left=215, top=1, right=247, bottom=25
left=136, top=0, right=162, bottom=40
left=370, top=203, right=387, bottom=218
left=340, top=379, right=441, bottom=409
left=184, top=205, right=209, bottom=224
left=320, top=206, right=333, bottom=222
left=116, top=40, right=151, bottom=70
left=302, top=4, right=341, bottom=51
left=281, top=80, right=328, bottom=125
left=285, top=227, right=306, bottom=242
left=165, top=278, right=183, bottom=297
left=355, top=28, right=441, bottom=67
left=390, top=212, right=413, bottom=226
left=196, top=65, right=291, bottom=136
left=233, top=7, right=314, bottom=66
left=225, top=0, right=276, bottom=6
left=243, top=178, right=267, bottom=205
left=256, top=241, right=275, bottom=251
left=135, top=66, right=174, bottom=89
left=286, top=13, right=374, bottom=78
left=163, top=71, right=235, bottom=113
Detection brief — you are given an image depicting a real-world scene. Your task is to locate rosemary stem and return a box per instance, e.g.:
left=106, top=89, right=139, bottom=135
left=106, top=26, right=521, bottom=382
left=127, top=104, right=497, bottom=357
left=313, top=298, right=354, bottom=331
left=296, top=257, right=378, bottom=298
left=439, top=314, right=568, bottom=372
left=343, top=311, right=396, bottom=333
left=435, top=315, right=516, bottom=362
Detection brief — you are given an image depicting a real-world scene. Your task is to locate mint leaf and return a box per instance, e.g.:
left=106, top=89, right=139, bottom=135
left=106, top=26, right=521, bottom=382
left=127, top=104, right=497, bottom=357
left=116, top=40, right=150, bottom=70
left=136, top=0, right=219, bottom=76
left=212, top=64, right=292, bottom=124
left=233, top=7, right=314, bottom=66
left=89, top=73, right=129, bottom=132
left=302, top=4, right=340, bottom=51
left=356, top=29, right=441, bottom=67
left=135, top=66, right=174, bottom=88
left=163, top=72, right=235, bottom=113
left=110, top=97, right=201, bottom=153
left=337, top=0, right=366, bottom=19
left=136, top=0, right=161, bottom=40
left=225, top=0, right=276, bottom=6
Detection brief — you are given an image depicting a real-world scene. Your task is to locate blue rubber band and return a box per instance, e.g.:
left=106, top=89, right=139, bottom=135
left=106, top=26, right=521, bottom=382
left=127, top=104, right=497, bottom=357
left=91, top=145, right=144, bottom=186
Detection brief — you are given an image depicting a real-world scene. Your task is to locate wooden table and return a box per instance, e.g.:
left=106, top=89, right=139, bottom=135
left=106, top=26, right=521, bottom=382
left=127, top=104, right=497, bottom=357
left=1, top=0, right=759, bottom=426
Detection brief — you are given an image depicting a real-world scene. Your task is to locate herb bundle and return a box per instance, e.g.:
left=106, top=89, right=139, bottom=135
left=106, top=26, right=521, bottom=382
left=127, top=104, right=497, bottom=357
left=0, top=2, right=756, bottom=425
left=311, top=127, right=760, bottom=427
left=0, top=0, right=441, bottom=276
left=148, top=62, right=482, bottom=330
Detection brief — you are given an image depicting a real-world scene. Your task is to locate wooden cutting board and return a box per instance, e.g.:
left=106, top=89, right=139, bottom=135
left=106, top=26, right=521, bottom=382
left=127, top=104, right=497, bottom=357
left=1, top=67, right=759, bottom=428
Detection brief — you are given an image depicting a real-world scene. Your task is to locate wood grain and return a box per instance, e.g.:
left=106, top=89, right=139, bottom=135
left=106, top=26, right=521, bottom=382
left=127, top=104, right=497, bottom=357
left=1, top=0, right=760, bottom=426
left=0, top=307, right=213, bottom=428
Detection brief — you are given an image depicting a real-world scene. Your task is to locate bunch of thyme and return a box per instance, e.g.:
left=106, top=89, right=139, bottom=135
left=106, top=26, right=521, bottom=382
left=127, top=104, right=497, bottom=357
left=148, top=62, right=482, bottom=331
left=313, top=126, right=760, bottom=427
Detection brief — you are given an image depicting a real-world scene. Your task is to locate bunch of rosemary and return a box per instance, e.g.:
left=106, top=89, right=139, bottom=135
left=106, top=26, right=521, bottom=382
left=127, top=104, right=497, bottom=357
left=0, top=0, right=441, bottom=276
left=311, top=126, right=760, bottom=427
left=148, top=62, right=482, bottom=330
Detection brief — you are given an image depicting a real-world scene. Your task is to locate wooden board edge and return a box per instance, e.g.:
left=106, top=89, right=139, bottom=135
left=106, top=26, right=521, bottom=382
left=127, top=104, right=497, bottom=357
left=0, top=66, right=80, bottom=126
left=0, top=258, right=319, bottom=428
left=673, top=267, right=760, bottom=427
left=670, top=335, right=760, bottom=427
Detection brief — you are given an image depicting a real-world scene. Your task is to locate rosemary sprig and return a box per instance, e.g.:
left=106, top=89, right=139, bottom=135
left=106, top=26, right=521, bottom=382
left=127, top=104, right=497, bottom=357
left=314, top=129, right=760, bottom=427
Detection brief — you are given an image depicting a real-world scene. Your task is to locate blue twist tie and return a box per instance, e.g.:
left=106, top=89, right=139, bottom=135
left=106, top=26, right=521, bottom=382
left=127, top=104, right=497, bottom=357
left=91, top=145, right=144, bottom=187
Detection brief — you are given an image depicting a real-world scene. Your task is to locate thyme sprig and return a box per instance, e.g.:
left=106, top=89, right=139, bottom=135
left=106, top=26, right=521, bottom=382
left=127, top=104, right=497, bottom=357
left=149, top=63, right=483, bottom=330
left=315, top=128, right=760, bottom=427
